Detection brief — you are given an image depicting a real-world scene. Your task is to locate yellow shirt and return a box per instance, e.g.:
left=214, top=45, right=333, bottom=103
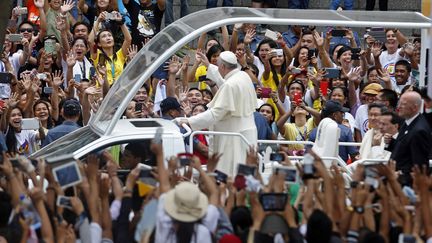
left=261, top=72, right=282, bottom=120
left=282, top=118, right=316, bottom=150
left=193, top=65, right=208, bottom=90
left=92, top=48, right=127, bottom=86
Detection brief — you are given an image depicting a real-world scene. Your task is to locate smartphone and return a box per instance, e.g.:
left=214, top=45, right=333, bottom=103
left=324, top=68, right=340, bottom=79
left=135, top=102, right=143, bottom=112
left=52, top=161, right=82, bottom=189
left=292, top=68, right=302, bottom=74
left=37, top=73, right=47, bottom=80
left=293, top=91, right=302, bottom=105
left=215, top=170, right=228, bottom=184
left=264, top=29, right=278, bottom=41
left=44, top=39, right=56, bottom=54
left=319, top=81, right=329, bottom=97
left=308, top=49, right=317, bottom=59
left=233, top=174, right=246, bottom=190
left=237, top=164, right=256, bottom=176
left=16, top=7, right=28, bottom=15
left=198, top=75, right=207, bottom=82
left=270, top=152, right=284, bottom=162
left=302, top=153, right=315, bottom=179
left=117, top=170, right=130, bottom=183
left=89, top=67, right=96, bottom=78
left=10, top=158, right=21, bottom=169
left=351, top=48, right=361, bottom=60
left=398, top=234, right=416, bottom=243
left=8, top=34, right=23, bottom=42
left=259, top=193, right=288, bottom=211
left=275, top=166, right=299, bottom=184
left=152, top=127, right=163, bottom=144
left=0, top=72, right=12, bottom=84
left=21, top=118, right=40, bottom=130
left=261, top=87, right=271, bottom=98
left=274, top=49, right=283, bottom=56
left=331, top=29, right=346, bottom=37
left=364, top=164, right=379, bottom=178
left=74, top=74, right=81, bottom=83
left=43, top=87, right=53, bottom=94
left=177, top=153, right=193, bottom=166
left=56, top=196, right=73, bottom=209
left=105, top=12, right=114, bottom=20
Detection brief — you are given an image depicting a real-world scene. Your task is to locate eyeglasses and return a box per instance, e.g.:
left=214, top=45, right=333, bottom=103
left=19, top=28, right=33, bottom=33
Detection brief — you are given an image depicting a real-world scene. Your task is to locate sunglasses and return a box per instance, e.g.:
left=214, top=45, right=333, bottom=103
left=19, top=28, right=33, bottom=33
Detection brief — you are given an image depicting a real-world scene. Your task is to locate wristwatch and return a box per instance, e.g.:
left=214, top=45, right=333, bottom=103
left=354, top=206, right=365, bottom=214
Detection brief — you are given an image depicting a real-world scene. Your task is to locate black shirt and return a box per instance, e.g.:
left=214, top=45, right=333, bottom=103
left=124, top=0, right=163, bottom=45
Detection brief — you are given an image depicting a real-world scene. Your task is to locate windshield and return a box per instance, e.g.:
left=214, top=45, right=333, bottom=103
left=89, top=7, right=431, bottom=135
left=30, top=126, right=100, bottom=160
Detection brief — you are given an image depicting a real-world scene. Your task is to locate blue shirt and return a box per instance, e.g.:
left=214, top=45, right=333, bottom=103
left=254, top=112, right=273, bottom=140
left=282, top=27, right=300, bottom=48
left=42, top=120, right=80, bottom=147
left=308, top=123, right=358, bottom=162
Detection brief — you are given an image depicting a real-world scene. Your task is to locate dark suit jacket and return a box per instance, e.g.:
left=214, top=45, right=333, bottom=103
left=387, top=114, right=432, bottom=185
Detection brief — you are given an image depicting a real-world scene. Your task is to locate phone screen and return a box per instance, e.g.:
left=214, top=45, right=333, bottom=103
left=270, top=153, right=284, bottom=162
left=261, top=88, right=271, bottom=98
left=260, top=193, right=287, bottom=211
left=237, top=164, right=256, bottom=176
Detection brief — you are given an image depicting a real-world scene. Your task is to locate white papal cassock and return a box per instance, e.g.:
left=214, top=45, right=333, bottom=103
left=188, top=64, right=257, bottom=176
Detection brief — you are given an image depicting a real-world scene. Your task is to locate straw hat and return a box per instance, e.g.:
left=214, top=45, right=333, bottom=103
left=164, top=182, right=208, bottom=222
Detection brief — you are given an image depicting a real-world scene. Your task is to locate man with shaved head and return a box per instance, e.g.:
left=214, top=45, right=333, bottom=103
left=386, top=91, right=432, bottom=186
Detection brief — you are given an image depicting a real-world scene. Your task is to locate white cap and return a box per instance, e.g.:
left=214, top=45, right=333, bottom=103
left=219, top=51, right=237, bottom=65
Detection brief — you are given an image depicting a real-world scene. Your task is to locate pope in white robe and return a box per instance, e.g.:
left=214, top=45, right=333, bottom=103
left=185, top=51, right=257, bottom=176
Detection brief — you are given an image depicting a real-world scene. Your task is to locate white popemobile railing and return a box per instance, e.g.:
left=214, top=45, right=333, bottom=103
left=186, top=131, right=432, bottom=181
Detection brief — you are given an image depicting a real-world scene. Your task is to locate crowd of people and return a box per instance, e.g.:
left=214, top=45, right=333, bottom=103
left=1, top=0, right=432, bottom=242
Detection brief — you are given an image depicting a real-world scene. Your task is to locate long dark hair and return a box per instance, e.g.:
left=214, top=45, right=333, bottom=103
left=5, top=107, right=23, bottom=154
left=269, top=54, right=286, bottom=87
left=254, top=39, right=277, bottom=63
left=293, top=46, right=309, bottom=67
left=175, top=220, right=197, bottom=243
left=96, top=29, right=117, bottom=66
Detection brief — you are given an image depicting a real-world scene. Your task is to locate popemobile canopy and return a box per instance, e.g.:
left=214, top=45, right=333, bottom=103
left=33, top=7, right=432, bottom=159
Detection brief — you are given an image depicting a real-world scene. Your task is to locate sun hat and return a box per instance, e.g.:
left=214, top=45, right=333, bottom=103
left=164, top=181, right=208, bottom=222
left=363, top=83, right=383, bottom=95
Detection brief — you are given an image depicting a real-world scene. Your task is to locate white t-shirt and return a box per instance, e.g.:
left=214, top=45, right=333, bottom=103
left=155, top=193, right=219, bottom=243
left=15, top=129, right=38, bottom=155
left=354, top=104, right=369, bottom=138
left=379, top=48, right=402, bottom=80
left=253, top=56, right=265, bottom=83
left=9, top=50, right=23, bottom=76
left=344, top=111, right=355, bottom=134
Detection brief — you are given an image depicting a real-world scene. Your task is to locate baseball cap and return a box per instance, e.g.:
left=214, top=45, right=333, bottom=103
left=363, top=83, right=382, bottom=95
left=322, top=100, right=349, bottom=117
left=160, top=97, right=181, bottom=114
left=62, top=98, right=81, bottom=117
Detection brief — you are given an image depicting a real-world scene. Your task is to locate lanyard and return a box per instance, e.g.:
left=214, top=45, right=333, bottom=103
left=295, top=125, right=307, bottom=141
left=79, top=60, right=86, bottom=79
left=107, top=58, right=115, bottom=79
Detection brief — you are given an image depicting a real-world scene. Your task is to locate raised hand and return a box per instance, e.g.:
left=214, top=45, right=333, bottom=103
left=377, top=68, right=391, bottom=85
left=167, top=55, right=181, bottom=75
left=347, top=66, right=362, bottom=83
left=181, top=55, right=190, bottom=72
left=127, top=44, right=138, bottom=61
left=6, top=92, right=19, bottom=108
left=66, top=50, right=76, bottom=68
left=60, top=0, right=75, bottom=14
left=313, top=31, right=324, bottom=47
left=34, top=0, right=44, bottom=9
left=52, top=70, right=64, bottom=87
left=371, top=41, right=383, bottom=58
left=196, top=49, right=209, bottom=67
left=56, top=15, right=66, bottom=30
left=111, top=11, right=123, bottom=22
left=244, top=28, right=256, bottom=45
